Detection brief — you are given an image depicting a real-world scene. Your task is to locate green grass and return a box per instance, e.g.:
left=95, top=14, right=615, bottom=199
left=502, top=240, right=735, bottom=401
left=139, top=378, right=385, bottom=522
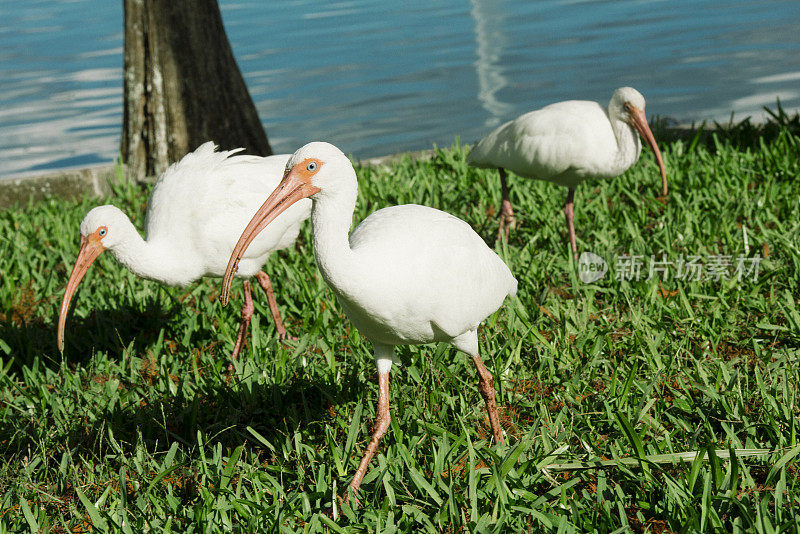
left=1, top=112, right=800, bottom=532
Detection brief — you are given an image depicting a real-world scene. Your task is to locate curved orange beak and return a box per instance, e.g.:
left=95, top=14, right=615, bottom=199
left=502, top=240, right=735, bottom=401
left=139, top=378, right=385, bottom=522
left=220, top=161, right=321, bottom=307
left=57, top=232, right=106, bottom=351
left=630, top=107, right=668, bottom=197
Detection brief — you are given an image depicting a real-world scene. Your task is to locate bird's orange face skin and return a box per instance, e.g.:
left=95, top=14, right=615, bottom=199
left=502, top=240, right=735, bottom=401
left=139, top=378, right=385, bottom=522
left=625, top=104, right=668, bottom=197
left=289, top=158, right=324, bottom=182
left=57, top=226, right=108, bottom=351
left=220, top=159, right=322, bottom=306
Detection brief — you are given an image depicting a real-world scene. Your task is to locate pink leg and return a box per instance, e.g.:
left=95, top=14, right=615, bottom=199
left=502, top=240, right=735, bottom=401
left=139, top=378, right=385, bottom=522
left=471, top=354, right=503, bottom=443
left=229, top=280, right=254, bottom=369
left=254, top=271, right=296, bottom=341
left=564, top=187, right=577, bottom=260
left=344, top=370, right=391, bottom=507
left=498, top=168, right=515, bottom=241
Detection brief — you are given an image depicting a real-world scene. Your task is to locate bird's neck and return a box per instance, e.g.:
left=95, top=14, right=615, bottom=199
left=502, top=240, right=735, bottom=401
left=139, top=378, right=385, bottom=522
left=610, top=115, right=642, bottom=173
left=310, top=184, right=360, bottom=299
left=109, top=222, right=197, bottom=286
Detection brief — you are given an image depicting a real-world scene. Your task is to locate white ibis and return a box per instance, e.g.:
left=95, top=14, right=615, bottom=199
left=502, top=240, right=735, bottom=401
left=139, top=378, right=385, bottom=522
left=467, top=87, right=668, bottom=257
left=220, top=142, right=517, bottom=503
left=57, top=142, right=311, bottom=362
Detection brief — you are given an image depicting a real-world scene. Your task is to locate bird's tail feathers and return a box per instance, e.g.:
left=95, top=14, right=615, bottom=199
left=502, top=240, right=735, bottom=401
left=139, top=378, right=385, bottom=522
left=157, top=142, right=250, bottom=184
left=509, top=277, right=518, bottom=298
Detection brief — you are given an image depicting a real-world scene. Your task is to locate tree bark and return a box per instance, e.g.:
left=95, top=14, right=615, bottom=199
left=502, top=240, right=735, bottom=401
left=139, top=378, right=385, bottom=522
left=122, top=0, right=271, bottom=180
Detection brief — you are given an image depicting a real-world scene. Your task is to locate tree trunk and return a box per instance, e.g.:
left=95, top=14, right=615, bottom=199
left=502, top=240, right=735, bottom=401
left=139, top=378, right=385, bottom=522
left=122, top=0, right=271, bottom=180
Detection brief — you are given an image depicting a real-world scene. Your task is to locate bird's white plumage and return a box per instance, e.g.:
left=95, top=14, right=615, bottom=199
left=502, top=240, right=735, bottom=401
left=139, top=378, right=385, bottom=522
left=339, top=204, right=517, bottom=345
left=467, top=88, right=645, bottom=188
left=81, top=142, right=311, bottom=286
left=297, top=142, right=517, bottom=352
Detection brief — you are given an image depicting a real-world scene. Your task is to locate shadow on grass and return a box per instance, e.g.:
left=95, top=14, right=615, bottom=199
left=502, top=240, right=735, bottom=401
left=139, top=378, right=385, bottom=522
left=1, top=298, right=181, bottom=368
left=1, top=333, right=367, bottom=460
left=70, top=368, right=362, bottom=465
left=143, top=372, right=357, bottom=440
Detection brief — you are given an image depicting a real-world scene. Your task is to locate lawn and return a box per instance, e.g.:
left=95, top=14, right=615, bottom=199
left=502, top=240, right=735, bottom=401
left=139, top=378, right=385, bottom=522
left=1, top=112, right=799, bottom=532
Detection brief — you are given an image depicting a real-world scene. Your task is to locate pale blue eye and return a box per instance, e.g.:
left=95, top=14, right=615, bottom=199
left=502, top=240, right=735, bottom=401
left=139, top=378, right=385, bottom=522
left=307, top=162, right=317, bottom=172
left=98, top=228, right=107, bottom=237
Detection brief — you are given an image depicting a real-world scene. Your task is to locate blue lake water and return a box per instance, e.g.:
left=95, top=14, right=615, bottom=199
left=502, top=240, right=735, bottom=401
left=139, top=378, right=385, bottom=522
left=2, top=0, right=800, bottom=178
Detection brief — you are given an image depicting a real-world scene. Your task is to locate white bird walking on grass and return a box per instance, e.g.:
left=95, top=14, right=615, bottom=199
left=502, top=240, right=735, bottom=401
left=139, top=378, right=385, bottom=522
left=220, top=142, right=517, bottom=504
left=57, top=142, right=311, bottom=362
left=467, top=87, right=668, bottom=257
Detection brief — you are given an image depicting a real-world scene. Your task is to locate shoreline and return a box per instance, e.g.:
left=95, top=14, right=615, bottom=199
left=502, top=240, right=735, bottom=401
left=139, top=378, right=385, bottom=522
left=0, top=118, right=784, bottom=211
left=0, top=150, right=439, bottom=211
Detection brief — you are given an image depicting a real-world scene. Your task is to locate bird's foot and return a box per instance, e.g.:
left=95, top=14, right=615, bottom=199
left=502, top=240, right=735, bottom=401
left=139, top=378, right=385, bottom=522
left=341, top=486, right=360, bottom=508
left=497, top=219, right=515, bottom=242
left=277, top=331, right=298, bottom=342
left=320, top=501, right=336, bottom=519
left=318, top=490, right=356, bottom=519
left=505, top=215, right=516, bottom=234
left=496, top=224, right=506, bottom=242
left=496, top=216, right=516, bottom=242
left=498, top=200, right=516, bottom=240
left=224, top=363, right=236, bottom=385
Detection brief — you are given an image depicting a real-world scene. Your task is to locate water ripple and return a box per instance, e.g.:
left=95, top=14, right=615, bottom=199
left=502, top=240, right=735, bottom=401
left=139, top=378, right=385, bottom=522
left=1, top=0, right=799, bottom=178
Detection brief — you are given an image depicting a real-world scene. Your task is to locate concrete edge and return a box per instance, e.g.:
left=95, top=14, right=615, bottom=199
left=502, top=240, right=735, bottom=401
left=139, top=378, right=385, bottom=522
left=0, top=165, right=120, bottom=211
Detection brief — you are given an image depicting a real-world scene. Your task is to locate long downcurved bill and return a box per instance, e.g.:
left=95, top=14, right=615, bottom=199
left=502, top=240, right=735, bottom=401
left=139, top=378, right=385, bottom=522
left=57, top=235, right=105, bottom=351
left=220, top=168, right=320, bottom=307
left=631, top=108, right=668, bottom=197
